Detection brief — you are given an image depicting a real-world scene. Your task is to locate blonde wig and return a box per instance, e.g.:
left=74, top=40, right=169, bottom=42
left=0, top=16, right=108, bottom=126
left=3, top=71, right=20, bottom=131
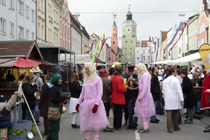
left=137, top=63, right=151, bottom=79
left=83, top=63, right=97, bottom=83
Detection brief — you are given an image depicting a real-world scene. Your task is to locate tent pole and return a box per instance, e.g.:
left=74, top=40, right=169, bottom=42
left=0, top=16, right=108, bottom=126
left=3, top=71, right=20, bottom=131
left=20, top=87, right=43, bottom=140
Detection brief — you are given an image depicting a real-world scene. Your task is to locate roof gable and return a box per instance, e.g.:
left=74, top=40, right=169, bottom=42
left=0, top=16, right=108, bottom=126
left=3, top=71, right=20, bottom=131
left=0, top=41, right=43, bottom=60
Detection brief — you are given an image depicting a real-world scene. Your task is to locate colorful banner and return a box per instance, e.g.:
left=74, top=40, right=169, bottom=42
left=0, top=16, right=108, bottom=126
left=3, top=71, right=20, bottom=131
left=168, top=22, right=187, bottom=56
left=91, top=33, right=106, bottom=63
left=164, top=22, right=184, bottom=53
left=199, top=44, right=210, bottom=72
left=96, top=37, right=110, bottom=66
left=156, top=38, right=160, bottom=61
left=86, top=40, right=94, bottom=54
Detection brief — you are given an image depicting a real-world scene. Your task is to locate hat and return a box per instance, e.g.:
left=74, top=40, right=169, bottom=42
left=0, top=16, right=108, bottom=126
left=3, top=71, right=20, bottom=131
left=99, top=68, right=107, bottom=75
left=0, top=95, right=6, bottom=102
left=30, top=64, right=41, bottom=73
left=115, top=65, right=123, bottom=73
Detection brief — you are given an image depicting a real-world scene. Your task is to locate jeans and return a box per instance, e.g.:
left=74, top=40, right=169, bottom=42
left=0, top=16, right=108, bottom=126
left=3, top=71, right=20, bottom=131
left=25, top=109, right=35, bottom=121
left=127, top=96, right=138, bottom=127
left=150, top=101, right=158, bottom=121
left=156, top=99, right=164, bottom=115
left=196, top=100, right=201, bottom=113
left=35, top=99, right=40, bottom=122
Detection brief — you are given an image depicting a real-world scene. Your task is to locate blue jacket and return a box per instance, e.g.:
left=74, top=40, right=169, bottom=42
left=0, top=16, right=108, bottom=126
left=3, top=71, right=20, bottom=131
left=0, top=107, right=12, bottom=128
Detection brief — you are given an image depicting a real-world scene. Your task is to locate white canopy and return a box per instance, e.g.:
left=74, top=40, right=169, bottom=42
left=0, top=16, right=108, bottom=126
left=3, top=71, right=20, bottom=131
left=153, top=60, right=173, bottom=65
left=168, top=52, right=201, bottom=65
left=60, top=54, right=91, bottom=64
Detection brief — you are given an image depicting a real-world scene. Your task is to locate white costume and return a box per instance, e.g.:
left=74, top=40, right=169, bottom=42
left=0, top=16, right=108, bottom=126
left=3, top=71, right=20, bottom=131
left=162, top=75, right=184, bottom=110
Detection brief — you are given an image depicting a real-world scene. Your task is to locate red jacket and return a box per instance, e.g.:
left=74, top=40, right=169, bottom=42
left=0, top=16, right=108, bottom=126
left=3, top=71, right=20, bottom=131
left=111, top=74, right=127, bottom=105
left=201, top=76, right=210, bottom=110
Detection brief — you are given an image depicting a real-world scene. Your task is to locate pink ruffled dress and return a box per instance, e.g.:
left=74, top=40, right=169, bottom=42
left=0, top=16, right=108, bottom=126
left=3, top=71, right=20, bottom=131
left=77, top=75, right=108, bottom=131
left=134, top=72, right=155, bottom=118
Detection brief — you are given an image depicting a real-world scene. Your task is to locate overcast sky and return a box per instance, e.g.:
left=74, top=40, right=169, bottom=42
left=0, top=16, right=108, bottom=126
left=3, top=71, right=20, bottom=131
left=68, top=0, right=201, bottom=46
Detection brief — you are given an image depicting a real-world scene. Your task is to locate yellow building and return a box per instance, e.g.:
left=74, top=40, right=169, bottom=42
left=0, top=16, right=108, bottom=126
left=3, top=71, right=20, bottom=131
left=81, top=26, right=90, bottom=55
left=37, top=0, right=61, bottom=46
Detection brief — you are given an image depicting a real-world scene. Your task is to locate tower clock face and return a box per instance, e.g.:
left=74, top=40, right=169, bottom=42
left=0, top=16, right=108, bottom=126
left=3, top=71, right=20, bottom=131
left=126, top=27, right=132, bottom=33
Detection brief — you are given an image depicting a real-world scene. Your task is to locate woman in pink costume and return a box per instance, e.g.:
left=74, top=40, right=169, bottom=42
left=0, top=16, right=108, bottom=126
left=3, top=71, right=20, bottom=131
left=76, top=62, right=108, bottom=140
left=134, top=63, right=155, bottom=133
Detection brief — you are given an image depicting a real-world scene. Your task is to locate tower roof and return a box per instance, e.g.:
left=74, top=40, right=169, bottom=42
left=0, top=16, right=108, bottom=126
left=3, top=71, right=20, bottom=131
left=112, top=21, right=117, bottom=28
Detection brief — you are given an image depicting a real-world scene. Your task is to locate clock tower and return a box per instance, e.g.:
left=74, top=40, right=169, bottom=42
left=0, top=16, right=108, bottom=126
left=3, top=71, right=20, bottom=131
left=120, top=8, right=137, bottom=64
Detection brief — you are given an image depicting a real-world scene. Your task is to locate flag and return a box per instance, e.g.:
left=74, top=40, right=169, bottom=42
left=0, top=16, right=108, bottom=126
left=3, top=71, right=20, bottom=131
left=164, top=22, right=184, bottom=53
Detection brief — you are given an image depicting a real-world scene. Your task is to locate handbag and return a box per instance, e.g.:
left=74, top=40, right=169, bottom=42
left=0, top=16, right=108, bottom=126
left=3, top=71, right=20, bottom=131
left=48, top=103, right=61, bottom=121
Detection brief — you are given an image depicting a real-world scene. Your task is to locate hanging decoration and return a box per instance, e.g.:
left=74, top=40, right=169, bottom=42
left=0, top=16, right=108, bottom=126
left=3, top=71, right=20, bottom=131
left=164, top=22, right=184, bottom=53
left=96, top=37, right=110, bottom=66
left=168, top=22, right=187, bottom=56
left=91, top=33, right=106, bottom=63
left=86, top=40, right=95, bottom=54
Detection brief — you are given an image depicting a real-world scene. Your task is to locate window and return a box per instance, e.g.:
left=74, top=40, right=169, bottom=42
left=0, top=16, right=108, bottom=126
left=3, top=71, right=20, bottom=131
left=18, top=26, right=24, bottom=39
left=10, top=22, right=14, bottom=37
left=143, top=49, right=145, bottom=53
left=0, top=0, right=6, bottom=5
left=38, top=23, right=40, bottom=37
left=148, top=56, right=150, bottom=60
left=126, top=41, right=127, bottom=43
left=32, top=32, right=35, bottom=40
left=131, top=40, right=133, bottom=43
left=26, top=29, right=29, bottom=39
left=113, top=41, right=115, bottom=44
left=41, top=0, right=44, bottom=12
left=19, top=1, right=24, bottom=15
left=137, top=57, right=139, bottom=60
left=0, top=18, right=6, bottom=34
left=32, top=9, right=35, bottom=22
left=42, top=25, right=44, bottom=39
left=9, top=0, right=14, bottom=9
left=26, top=5, right=29, bottom=19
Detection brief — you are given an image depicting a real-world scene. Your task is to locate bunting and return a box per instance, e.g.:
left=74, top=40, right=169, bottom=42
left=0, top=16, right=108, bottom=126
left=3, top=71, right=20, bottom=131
left=164, top=22, right=184, bottom=53
left=168, top=22, right=187, bottom=56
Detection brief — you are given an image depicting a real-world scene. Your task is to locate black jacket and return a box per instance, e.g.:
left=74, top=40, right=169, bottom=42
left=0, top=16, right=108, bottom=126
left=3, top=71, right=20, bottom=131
left=182, top=76, right=196, bottom=108
left=22, top=83, right=37, bottom=109
left=70, top=81, right=82, bottom=98
left=151, top=74, right=161, bottom=101
left=127, top=74, right=138, bottom=99
left=50, top=85, right=64, bottom=106
left=192, top=78, right=203, bottom=100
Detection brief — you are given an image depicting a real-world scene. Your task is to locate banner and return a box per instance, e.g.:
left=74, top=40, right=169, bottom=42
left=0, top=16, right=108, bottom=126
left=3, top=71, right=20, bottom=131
left=199, top=44, right=210, bottom=72
left=156, top=38, right=160, bottom=61
left=168, top=22, right=187, bottom=56
left=164, top=22, right=184, bottom=53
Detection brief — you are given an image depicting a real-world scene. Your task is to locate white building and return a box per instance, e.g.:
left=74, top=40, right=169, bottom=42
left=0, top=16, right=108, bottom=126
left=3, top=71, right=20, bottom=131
left=0, top=0, right=36, bottom=41
left=135, top=40, right=150, bottom=66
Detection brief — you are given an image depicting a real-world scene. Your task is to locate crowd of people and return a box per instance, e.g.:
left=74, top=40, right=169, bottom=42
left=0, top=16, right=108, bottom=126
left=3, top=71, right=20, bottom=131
left=0, top=62, right=210, bottom=140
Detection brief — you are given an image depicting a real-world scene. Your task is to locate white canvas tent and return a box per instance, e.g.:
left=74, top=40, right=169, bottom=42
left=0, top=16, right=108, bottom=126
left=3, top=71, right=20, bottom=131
left=168, top=52, right=201, bottom=65
left=60, top=54, right=91, bottom=64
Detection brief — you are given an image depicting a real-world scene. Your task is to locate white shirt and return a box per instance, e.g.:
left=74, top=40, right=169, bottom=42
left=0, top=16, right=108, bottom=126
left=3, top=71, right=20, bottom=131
left=162, top=75, right=184, bottom=110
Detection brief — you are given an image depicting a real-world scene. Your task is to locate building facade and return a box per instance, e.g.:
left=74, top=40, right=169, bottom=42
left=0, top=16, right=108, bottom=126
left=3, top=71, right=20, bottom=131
left=121, top=9, right=137, bottom=64
left=70, top=12, right=82, bottom=54
left=0, top=0, right=36, bottom=41
left=188, top=14, right=199, bottom=52
left=81, top=26, right=90, bottom=54
left=60, top=0, right=71, bottom=50
left=197, top=0, right=209, bottom=49
left=37, top=0, right=45, bottom=42
left=111, top=21, right=119, bottom=62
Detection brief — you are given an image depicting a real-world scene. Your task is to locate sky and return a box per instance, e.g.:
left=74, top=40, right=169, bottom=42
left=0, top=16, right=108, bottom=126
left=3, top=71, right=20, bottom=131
left=68, top=0, right=202, bottom=46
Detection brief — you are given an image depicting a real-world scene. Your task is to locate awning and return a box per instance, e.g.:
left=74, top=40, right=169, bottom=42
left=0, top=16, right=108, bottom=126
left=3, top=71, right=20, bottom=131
left=60, top=54, right=91, bottom=64
left=168, top=52, right=201, bottom=65
left=35, top=59, right=56, bottom=69
left=14, top=57, right=41, bottom=68
left=153, top=60, right=173, bottom=65
left=0, top=58, right=17, bottom=67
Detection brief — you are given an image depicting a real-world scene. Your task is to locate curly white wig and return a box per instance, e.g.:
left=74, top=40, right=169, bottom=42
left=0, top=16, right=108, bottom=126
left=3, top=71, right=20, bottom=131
left=83, top=63, right=96, bottom=83
left=137, top=63, right=151, bottom=79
